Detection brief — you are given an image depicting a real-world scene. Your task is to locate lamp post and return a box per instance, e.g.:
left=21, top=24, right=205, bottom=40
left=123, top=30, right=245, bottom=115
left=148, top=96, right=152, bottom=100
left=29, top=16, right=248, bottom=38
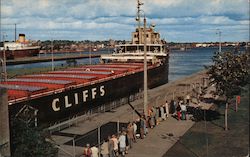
left=143, top=13, right=148, bottom=117
left=89, top=44, right=92, bottom=65
left=136, top=0, right=148, bottom=117
left=216, top=29, right=222, bottom=53
left=51, top=38, right=54, bottom=71
left=2, top=33, right=7, bottom=81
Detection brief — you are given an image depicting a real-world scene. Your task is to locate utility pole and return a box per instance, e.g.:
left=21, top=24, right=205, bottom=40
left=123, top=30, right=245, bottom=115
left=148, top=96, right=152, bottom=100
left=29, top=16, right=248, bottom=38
left=89, top=44, right=92, bottom=65
left=143, top=14, right=148, bottom=117
left=216, top=29, right=222, bottom=53
left=51, top=39, right=54, bottom=71
left=2, top=23, right=19, bottom=42
left=2, top=33, right=7, bottom=81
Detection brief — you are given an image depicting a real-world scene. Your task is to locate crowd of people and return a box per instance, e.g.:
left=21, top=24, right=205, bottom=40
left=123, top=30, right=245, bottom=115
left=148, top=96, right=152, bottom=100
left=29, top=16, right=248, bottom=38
left=82, top=97, right=191, bottom=157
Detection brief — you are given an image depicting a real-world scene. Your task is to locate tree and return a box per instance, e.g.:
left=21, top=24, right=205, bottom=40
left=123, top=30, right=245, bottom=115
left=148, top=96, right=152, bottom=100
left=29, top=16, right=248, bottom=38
left=207, top=51, right=250, bottom=130
left=11, top=113, right=58, bottom=157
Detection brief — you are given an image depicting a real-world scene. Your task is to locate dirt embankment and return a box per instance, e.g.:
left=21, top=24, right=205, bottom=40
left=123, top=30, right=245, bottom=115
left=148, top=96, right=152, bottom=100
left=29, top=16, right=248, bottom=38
left=134, top=70, right=209, bottom=109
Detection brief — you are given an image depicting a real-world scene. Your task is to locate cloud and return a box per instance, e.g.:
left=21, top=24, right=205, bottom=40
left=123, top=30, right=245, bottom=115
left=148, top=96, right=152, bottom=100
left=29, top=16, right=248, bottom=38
left=1, top=0, right=249, bottom=42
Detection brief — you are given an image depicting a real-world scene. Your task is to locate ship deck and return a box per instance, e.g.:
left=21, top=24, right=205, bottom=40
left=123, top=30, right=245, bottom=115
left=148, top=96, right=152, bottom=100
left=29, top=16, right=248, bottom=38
left=0, top=63, right=156, bottom=104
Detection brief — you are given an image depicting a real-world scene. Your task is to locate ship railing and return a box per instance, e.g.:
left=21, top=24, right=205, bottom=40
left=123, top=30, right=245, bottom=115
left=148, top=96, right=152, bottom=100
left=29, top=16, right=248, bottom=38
left=8, top=65, right=154, bottom=105
left=103, top=51, right=166, bottom=56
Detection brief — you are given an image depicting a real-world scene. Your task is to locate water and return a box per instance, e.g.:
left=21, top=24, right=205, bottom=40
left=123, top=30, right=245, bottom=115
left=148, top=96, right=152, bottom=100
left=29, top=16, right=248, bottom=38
left=7, top=47, right=237, bottom=81
left=169, top=46, right=246, bottom=81
left=169, top=47, right=215, bottom=81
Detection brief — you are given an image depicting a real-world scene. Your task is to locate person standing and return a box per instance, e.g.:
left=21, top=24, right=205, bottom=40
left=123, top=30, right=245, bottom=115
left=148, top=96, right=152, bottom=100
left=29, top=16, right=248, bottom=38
left=127, top=122, right=134, bottom=148
left=180, top=103, right=187, bottom=120
left=176, top=104, right=181, bottom=121
left=83, top=143, right=92, bottom=157
left=143, top=115, right=148, bottom=135
left=151, top=106, right=156, bottom=126
left=148, top=108, right=154, bottom=128
left=160, top=105, right=166, bottom=120
left=132, top=121, right=137, bottom=142
left=91, top=146, right=98, bottom=157
left=101, top=139, right=109, bottom=157
left=118, top=132, right=126, bottom=157
left=125, top=133, right=129, bottom=154
left=155, top=107, right=160, bottom=125
left=139, top=116, right=145, bottom=139
left=170, top=100, right=176, bottom=115
left=111, top=135, right=118, bottom=157
left=186, top=94, right=190, bottom=105
left=165, top=100, right=169, bottom=118
left=108, top=136, right=115, bottom=157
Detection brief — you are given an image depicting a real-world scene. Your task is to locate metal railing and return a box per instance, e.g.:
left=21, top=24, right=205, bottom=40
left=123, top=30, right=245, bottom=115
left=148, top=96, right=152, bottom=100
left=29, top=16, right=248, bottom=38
left=47, top=92, right=143, bottom=133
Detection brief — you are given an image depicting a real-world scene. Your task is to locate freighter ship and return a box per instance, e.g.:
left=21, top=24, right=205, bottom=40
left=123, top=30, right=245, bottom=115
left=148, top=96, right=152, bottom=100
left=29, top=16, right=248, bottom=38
left=0, top=34, right=40, bottom=60
left=0, top=0, right=169, bottom=126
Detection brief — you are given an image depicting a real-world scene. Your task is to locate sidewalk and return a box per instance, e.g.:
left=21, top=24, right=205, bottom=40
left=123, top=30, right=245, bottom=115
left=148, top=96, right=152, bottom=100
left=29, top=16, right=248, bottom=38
left=126, top=116, right=195, bottom=157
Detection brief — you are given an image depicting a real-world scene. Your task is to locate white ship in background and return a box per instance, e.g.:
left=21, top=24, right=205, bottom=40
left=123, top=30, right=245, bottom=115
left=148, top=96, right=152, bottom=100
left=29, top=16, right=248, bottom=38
left=0, top=34, right=40, bottom=60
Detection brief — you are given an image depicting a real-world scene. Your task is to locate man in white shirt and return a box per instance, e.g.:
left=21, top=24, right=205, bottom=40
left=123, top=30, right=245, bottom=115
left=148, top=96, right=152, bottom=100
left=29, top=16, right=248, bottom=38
left=91, top=146, right=99, bottom=157
left=118, top=132, right=126, bottom=157
left=165, top=100, right=169, bottom=117
left=101, top=139, right=109, bottom=157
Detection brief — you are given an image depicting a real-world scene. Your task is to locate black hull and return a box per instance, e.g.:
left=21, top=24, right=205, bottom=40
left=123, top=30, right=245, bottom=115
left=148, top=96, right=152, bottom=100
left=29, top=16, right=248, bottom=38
left=9, top=57, right=169, bottom=126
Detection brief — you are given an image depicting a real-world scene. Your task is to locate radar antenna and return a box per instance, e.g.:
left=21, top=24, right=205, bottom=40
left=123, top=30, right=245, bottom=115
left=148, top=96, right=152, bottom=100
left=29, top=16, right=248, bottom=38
left=136, top=0, right=144, bottom=44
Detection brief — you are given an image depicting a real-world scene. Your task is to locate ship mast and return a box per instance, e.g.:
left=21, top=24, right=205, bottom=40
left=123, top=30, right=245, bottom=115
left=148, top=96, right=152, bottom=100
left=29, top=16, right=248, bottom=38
left=136, top=0, right=143, bottom=44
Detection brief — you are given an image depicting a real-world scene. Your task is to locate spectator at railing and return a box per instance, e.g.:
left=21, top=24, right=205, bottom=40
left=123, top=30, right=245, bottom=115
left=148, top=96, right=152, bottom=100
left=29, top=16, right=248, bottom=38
left=101, top=139, right=109, bottom=157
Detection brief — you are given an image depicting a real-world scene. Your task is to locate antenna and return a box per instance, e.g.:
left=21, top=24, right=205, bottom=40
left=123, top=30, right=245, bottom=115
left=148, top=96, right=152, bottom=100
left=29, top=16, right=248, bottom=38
left=137, top=0, right=144, bottom=44
left=14, top=23, right=16, bottom=42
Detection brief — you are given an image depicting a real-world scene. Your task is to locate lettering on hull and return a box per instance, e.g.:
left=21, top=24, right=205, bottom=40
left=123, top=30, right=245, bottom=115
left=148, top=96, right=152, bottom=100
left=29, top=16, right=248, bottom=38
left=52, top=85, right=105, bottom=111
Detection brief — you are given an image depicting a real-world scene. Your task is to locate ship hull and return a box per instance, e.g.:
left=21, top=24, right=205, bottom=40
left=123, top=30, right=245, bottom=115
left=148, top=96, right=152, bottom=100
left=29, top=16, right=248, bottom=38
left=0, top=48, right=40, bottom=60
left=8, top=57, right=169, bottom=126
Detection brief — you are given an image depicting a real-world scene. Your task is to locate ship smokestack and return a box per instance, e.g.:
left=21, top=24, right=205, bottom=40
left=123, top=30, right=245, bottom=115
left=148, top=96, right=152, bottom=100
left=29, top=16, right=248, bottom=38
left=18, top=34, right=25, bottom=43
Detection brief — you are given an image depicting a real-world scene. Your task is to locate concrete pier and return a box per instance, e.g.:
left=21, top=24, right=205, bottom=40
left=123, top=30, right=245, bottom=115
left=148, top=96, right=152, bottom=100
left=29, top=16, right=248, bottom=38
left=0, top=88, right=11, bottom=157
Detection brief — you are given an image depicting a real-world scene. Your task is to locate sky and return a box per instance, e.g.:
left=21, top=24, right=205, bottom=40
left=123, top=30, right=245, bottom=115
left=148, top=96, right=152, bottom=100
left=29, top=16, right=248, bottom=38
left=1, top=0, right=249, bottom=42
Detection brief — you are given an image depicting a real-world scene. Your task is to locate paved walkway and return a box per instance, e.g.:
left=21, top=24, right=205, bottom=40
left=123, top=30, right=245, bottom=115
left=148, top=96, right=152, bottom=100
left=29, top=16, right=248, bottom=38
left=51, top=71, right=210, bottom=157
left=126, top=116, right=195, bottom=157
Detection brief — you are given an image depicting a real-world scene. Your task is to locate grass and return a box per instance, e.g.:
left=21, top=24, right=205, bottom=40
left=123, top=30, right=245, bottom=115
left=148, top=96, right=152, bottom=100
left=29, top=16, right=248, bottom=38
left=164, top=85, right=249, bottom=157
